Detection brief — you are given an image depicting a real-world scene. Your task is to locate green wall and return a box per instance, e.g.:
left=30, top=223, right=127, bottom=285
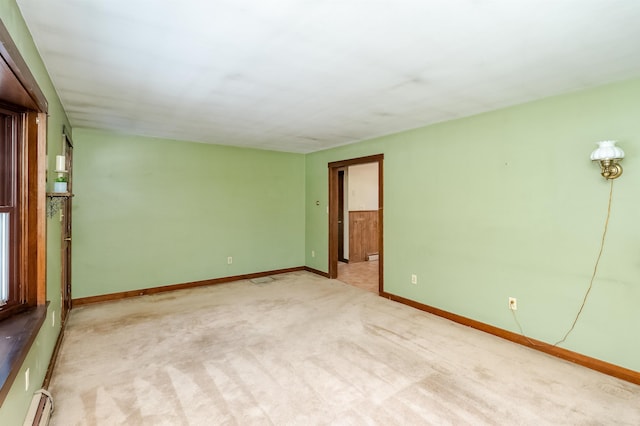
left=2, top=0, right=638, bottom=421
left=71, top=129, right=305, bottom=298
left=305, top=78, right=640, bottom=372
left=0, top=1, right=71, bottom=423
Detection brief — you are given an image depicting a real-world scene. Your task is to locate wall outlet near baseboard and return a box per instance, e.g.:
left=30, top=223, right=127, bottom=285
left=311, top=250, right=315, bottom=258
left=509, top=297, right=517, bottom=310
left=411, top=274, right=417, bottom=285
left=227, top=256, right=233, bottom=265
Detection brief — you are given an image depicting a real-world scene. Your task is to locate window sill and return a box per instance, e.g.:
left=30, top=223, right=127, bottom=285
left=0, top=305, right=47, bottom=406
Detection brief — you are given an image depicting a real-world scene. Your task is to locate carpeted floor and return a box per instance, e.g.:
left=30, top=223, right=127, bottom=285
left=49, top=271, right=640, bottom=425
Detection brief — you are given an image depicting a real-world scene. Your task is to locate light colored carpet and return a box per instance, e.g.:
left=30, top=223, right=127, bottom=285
left=49, top=271, right=640, bottom=425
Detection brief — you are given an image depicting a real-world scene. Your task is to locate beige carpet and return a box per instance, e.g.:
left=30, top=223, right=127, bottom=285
left=49, top=271, right=639, bottom=425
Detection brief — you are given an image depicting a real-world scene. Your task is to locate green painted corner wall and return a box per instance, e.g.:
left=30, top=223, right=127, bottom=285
left=0, top=0, right=71, bottom=423
left=71, top=129, right=305, bottom=299
left=305, top=78, right=640, bottom=372
left=2, top=1, right=639, bottom=421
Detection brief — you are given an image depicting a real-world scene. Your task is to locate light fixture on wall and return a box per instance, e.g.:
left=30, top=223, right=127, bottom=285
left=590, top=140, right=624, bottom=179
left=46, top=148, right=70, bottom=218
left=53, top=154, right=68, bottom=193
left=513, top=139, right=628, bottom=348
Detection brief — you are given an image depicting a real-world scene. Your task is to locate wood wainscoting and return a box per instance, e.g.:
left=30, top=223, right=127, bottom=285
left=349, top=210, right=378, bottom=263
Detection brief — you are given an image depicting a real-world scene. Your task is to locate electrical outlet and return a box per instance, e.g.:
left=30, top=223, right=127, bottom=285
left=509, top=297, right=517, bottom=310
left=227, top=256, right=233, bottom=265
left=311, top=250, right=315, bottom=258
left=411, top=274, right=418, bottom=285
left=25, top=368, right=30, bottom=391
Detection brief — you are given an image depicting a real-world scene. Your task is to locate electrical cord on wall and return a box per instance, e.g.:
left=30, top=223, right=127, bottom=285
left=512, top=179, right=615, bottom=348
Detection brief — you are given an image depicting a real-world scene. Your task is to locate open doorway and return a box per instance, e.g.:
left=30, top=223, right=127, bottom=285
left=328, top=154, right=383, bottom=293
left=60, top=126, right=73, bottom=323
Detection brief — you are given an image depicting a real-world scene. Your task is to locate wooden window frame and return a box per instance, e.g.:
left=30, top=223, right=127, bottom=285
left=0, top=108, right=23, bottom=318
left=0, top=19, right=48, bottom=405
left=0, top=106, right=45, bottom=319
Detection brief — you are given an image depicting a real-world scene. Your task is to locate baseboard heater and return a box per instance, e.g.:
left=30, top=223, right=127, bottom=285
left=23, top=389, right=53, bottom=426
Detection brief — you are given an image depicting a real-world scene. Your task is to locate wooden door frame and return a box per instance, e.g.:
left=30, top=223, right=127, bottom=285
left=328, top=154, right=384, bottom=292
left=337, top=168, right=347, bottom=263
left=60, top=125, right=73, bottom=323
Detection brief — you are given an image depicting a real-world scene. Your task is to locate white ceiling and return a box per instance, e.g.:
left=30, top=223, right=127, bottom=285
left=16, top=0, right=640, bottom=153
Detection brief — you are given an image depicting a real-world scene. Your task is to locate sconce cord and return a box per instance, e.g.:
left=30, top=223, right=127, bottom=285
left=511, top=179, right=614, bottom=347
left=552, top=179, right=614, bottom=346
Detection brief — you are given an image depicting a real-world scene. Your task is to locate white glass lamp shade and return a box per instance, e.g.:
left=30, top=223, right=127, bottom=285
left=590, top=140, right=624, bottom=161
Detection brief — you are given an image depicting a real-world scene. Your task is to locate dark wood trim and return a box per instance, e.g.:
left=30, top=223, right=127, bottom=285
left=59, top=129, right=73, bottom=324
left=328, top=166, right=339, bottom=278
left=337, top=169, right=345, bottom=262
left=328, top=155, right=384, bottom=292
left=0, top=305, right=47, bottom=405
left=25, top=111, right=41, bottom=306
left=0, top=22, right=48, bottom=310
left=303, top=266, right=330, bottom=278
left=327, top=154, right=384, bottom=169
left=41, top=318, right=65, bottom=390
left=72, top=267, right=306, bottom=306
left=0, top=108, right=22, bottom=319
left=0, top=109, right=45, bottom=319
left=62, top=124, right=73, bottom=147
left=36, top=113, right=47, bottom=305
left=377, top=158, right=384, bottom=294
left=379, top=291, right=640, bottom=385
left=0, top=20, right=48, bottom=113
left=0, top=21, right=50, bottom=407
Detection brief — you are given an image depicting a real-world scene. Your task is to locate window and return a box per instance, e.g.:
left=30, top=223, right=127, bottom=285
left=0, top=108, right=25, bottom=319
left=0, top=212, right=9, bottom=302
left=0, top=18, right=48, bottom=404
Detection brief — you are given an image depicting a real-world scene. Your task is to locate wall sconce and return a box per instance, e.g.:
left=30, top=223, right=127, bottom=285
left=55, top=155, right=66, bottom=173
left=590, top=141, right=624, bottom=179
left=54, top=155, right=68, bottom=192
